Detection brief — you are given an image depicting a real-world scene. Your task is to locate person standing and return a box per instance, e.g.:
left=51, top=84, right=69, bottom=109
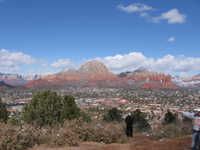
left=181, top=108, right=200, bottom=150
left=125, top=113, right=134, bottom=137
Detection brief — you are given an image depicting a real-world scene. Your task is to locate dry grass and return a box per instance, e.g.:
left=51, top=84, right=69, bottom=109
left=0, top=120, right=127, bottom=150
left=0, top=119, right=192, bottom=150
left=63, top=120, right=127, bottom=144
left=30, top=136, right=192, bottom=150
left=152, top=122, right=192, bottom=139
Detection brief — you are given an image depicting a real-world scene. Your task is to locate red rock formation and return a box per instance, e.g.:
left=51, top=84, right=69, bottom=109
left=25, top=64, right=178, bottom=89
left=26, top=60, right=118, bottom=88
left=126, top=68, right=178, bottom=89
left=192, top=74, right=200, bottom=81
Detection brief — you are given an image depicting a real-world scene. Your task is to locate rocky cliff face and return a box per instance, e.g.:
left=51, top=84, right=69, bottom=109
left=26, top=60, right=118, bottom=87
left=120, top=67, right=178, bottom=89
left=26, top=65, right=177, bottom=89
left=79, top=60, right=110, bottom=74
left=192, top=74, right=200, bottom=80
left=172, top=74, right=200, bottom=88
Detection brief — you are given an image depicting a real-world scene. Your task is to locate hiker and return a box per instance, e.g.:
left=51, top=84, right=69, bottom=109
left=125, top=112, right=134, bottom=137
left=181, top=108, right=200, bottom=150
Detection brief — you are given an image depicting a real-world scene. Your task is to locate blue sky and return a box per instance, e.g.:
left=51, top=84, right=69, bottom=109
left=0, top=0, right=200, bottom=76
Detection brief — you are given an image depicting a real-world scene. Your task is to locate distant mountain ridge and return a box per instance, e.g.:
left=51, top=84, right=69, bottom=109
left=173, top=74, right=200, bottom=88
left=0, top=73, right=26, bottom=86
left=26, top=61, right=178, bottom=89
left=1, top=61, right=200, bottom=88
left=0, top=80, right=13, bottom=88
left=0, top=73, right=41, bottom=86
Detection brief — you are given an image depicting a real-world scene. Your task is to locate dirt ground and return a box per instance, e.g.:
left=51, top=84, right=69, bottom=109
left=30, top=135, right=192, bottom=150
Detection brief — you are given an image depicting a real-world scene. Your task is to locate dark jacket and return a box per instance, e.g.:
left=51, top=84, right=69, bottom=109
left=125, top=115, right=134, bottom=127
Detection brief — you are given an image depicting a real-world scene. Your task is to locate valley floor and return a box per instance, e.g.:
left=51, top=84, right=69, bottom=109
left=30, top=135, right=192, bottom=150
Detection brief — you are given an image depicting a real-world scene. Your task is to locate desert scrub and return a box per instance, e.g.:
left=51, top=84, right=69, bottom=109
left=152, top=122, right=192, bottom=139
left=0, top=124, right=41, bottom=150
left=0, top=120, right=127, bottom=150
left=63, top=120, right=127, bottom=144
left=45, top=127, right=79, bottom=147
left=0, top=123, right=79, bottom=150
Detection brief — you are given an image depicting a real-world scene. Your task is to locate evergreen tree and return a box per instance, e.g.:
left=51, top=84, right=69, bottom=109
left=103, top=107, right=122, bottom=122
left=132, top=109, right=150, bottom=131
left=0, top=98, right=8, bottom=123
left=164, top=110, right=176, bottom=124
left=22, top=90, right=82, bottom=126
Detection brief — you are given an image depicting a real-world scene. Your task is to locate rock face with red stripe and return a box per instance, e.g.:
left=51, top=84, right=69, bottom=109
left=172, top=73, right=200, bottom=88
left=26, top=63, right=178, bottom=89
left=26, top=60, right=118, bottom=88
left=120, top=67, right=178, bottom=89
left=192, top=74, right=200, bottom=80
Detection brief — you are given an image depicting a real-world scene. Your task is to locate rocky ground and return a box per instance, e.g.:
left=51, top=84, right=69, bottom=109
left=30, top=135, right=192, bottom=150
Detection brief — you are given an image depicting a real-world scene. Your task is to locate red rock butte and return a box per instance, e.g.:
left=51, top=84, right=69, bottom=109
left=25, top=61, right=178, bottom=89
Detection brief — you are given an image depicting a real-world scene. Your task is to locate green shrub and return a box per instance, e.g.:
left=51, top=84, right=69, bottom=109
left=132, top=109, right=151, bottom=131
left=103, top=108, right=123, bottom=122
left=152, top=123, right=192, bottom=139
left=22, top=90, right=82, bottom=126
left=163, top=110, right=177, bottom=125
left=0, top=98, right=8, bottom=123
left=7, top=116, right=21, bottom=126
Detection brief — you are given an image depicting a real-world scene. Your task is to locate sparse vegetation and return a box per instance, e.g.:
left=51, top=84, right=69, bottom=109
left=0, top=98, right=8, bottom=123
left=21, top=90, right=82, bottom=126
left=132, top=109, right=151, bottom=131
left=0, top=88, right=198, bottom=150
left=163, top=110, right=177, bottom=125
left=103, top=107, right=123, bottom=122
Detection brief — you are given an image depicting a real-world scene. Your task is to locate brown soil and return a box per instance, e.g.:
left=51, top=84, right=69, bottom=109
left=30, top=135, right=192, bottom=150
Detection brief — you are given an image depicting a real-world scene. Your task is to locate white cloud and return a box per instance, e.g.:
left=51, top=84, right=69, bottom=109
left=26, top=69, right=57, bottom=76
left=168, top=36, right=176, bottom=42
left=0, top=49, right=36, bottom=73
left=95, top=52, right=200, bottom=74
left=51, top=59, right=76, bottom=69
left=153, top=9, right=186, bottom=24
left=1, top=49, right=200, bottom=76
left=118, top=3, right=187, bottom=25
left=117, top=3, right=153, bottom=13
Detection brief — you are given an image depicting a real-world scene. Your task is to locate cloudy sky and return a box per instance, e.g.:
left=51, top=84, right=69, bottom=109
left=0, top=0, right=200, bottom=76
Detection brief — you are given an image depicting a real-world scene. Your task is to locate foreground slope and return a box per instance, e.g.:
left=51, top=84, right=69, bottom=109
left=30, top=135, right=191, bottom=150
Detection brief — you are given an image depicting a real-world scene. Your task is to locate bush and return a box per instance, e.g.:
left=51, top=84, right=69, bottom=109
left=0, top=120, right=127, bottom=150
left=7, top=116, right=22, bottom=126
left=103, top=108, right=123, bottom=122
left=163, top=110, right=177, bottom=125
left=152, top=123, right=192, bottom=139
left=0, top=98, right=8, bottom=123
left=132, top=109, right=151, bottom=131
left=22, top=90, right=82, bottom=126
left=63, top=120, right=127, bottom=144
left=46, top=127, right=79, bottom=147
left=0, top=124, right=41, bottom=150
